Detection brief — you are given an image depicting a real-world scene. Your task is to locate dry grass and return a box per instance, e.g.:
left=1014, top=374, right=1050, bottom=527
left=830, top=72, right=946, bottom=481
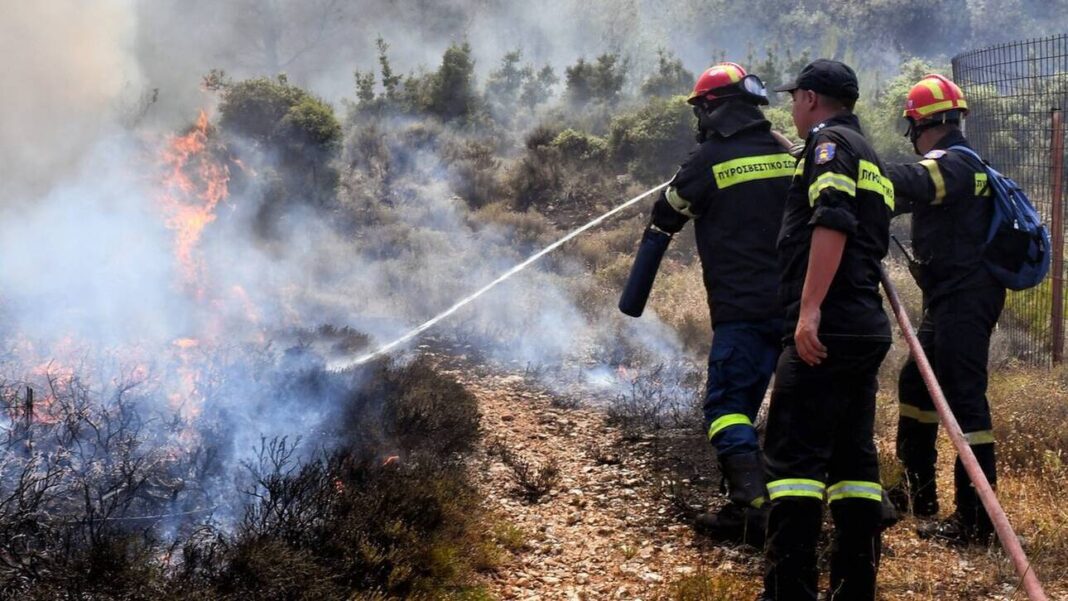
left=662, top=570, right=762, bottom=600
left=871, top=364, right=1068, bottom=599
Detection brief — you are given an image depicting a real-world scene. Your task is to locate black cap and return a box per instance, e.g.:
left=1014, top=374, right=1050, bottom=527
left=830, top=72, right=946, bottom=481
left=773, top=59, right=860, bottom=102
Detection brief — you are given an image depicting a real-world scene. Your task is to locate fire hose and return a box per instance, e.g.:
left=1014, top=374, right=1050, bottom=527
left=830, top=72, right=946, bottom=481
left=880, top=266, right=1047, bottom=600
left=331, top=182, right=670, bottom=370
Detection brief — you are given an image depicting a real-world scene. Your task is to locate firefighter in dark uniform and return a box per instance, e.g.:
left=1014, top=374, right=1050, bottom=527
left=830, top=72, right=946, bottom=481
left=640, top=63, right=793, bottom=545
left=761, top=60, right=893, bottom=601
left=886, top=75, right=1004, bottom=546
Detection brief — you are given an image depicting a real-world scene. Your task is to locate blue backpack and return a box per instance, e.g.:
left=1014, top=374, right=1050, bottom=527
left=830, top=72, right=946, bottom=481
left=949, top=145, right=1051, bottom=291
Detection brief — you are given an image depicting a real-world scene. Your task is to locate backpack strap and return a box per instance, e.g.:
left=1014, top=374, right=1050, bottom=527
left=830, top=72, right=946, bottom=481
left=948, top=144, right=1008, bottom=188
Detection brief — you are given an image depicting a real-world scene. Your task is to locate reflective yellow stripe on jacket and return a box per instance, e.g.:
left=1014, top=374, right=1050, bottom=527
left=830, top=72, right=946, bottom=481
left=807, top=161, right=893, bottom=210
left=808, top=172, right=857, bottom=205
left=711, top=153, right=795, bottom=189
left=919, top=159, right=947, bottom=204
left=857, top=160, right=895, bottom=210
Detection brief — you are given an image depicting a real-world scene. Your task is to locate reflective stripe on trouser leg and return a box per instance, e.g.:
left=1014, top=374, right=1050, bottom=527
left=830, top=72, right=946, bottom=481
left=899, top=402, right=939, bottom=424
left=767, top=478, right=826, bottom=501
left=963, top=430, right=995, bottom=445
left=707, top=413, right=753, bottom=440
left=827, top=480, right=883, bottom=503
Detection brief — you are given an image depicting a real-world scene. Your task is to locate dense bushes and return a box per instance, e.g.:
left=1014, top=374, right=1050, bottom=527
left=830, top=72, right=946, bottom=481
left=607, top=96, right=693, bottom=183
left=215, top=75, right=342, bottom=220
left=219, top=76, right=341, bottom=161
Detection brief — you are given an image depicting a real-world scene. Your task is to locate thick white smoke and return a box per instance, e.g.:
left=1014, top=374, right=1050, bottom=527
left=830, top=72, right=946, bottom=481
left=0, top=0, right=144, bottom=204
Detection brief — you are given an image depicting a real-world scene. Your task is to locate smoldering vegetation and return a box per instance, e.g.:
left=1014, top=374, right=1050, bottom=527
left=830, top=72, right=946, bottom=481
left=0, top=357, right=491, bottom=600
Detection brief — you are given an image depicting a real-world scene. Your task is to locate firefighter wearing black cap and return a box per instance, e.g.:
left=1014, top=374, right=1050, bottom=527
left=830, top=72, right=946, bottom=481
left=622, top=62, right=793, bottom=546
left=760, top=59, right=893, bottom=601
left=886, top=75, right=1004, bottom=546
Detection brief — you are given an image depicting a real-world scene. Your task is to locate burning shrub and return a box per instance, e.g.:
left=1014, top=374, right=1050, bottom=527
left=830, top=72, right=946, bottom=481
left=2, top=356, right=492, bottom=599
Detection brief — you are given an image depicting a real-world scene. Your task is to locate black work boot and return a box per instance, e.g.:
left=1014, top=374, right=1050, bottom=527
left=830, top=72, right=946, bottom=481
left=694, top=451, right=768, bottom=547
left=885, top=467, right=939, bottom=517
left=879, top=490, right=900, bottom=530
left=763, top=498, right=823, bottom=601
left=892, top=417, right=940, bottom=517
left=828, top=499, right=882, bottom=600
left=918, top=444, right=996, bottom=547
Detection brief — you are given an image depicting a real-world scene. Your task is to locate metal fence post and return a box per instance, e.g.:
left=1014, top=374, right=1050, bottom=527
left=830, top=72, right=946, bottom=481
left=1051, top=108, right=1065, bottom=363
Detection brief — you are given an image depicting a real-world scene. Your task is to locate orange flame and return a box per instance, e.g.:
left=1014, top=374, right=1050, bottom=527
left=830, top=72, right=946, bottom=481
left=169, top=337, right=204, bottom=420
left=158, top=110, right=230, bottom=294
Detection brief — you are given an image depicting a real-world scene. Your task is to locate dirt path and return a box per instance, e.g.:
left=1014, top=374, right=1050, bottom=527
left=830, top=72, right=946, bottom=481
left=447, top=364, right=762, bottom=600
left=440, top=359, right=1067, bottom=600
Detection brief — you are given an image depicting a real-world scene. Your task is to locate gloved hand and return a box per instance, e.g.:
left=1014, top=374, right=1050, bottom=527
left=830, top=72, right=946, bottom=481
left=650, top=193, right=689, bottom=234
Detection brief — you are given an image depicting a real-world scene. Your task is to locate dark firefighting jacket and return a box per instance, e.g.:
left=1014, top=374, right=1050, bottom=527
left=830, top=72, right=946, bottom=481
left=887, top=129, right=1000, bottom=301
left=649, top=101, right=792, bottom=325
left=777, top=113, right=893, bottom=341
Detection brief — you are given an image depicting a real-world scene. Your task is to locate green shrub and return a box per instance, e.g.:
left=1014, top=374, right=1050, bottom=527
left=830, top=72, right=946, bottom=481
left=218, top=76, right=342, bottom=209
left=551, top=128, right=608, bottom=163
left=219, top=76, right=340, bottom=155
left=607, top=95, right=694, bottom=182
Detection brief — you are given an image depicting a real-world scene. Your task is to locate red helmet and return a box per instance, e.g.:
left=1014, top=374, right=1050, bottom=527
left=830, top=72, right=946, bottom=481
left=688, top=62, right=748, bottom=105
left=903, top=74, right=968, bottom=121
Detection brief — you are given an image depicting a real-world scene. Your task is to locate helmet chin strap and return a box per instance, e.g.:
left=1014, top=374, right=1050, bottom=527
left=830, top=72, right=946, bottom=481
left=907, top=111, right=962, bottom=154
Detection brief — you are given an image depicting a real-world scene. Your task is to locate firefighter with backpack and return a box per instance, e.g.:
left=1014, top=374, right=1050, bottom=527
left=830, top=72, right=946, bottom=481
left=887, top=74, right=1016, bottom=546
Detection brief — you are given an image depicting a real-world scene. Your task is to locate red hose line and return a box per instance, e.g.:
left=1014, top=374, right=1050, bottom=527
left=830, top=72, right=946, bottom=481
left=880, top=266, right=1047, bottom=600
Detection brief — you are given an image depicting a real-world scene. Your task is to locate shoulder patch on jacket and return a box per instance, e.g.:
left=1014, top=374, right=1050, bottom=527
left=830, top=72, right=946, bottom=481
left=814, top=142, right=836, bottom=164
left=924, top=149, right=947, bottom=160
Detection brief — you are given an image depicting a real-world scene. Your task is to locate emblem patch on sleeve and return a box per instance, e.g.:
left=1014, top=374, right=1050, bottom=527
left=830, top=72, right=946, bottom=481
left=815, top=142, right=836, bottom=164
left=924, top=149, right=947, bottom=159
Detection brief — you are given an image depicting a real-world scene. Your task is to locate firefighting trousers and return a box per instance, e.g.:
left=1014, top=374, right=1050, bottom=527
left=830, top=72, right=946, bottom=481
left=763, top=340, right=890, bottom=601
left=703, top=319, right=783, bottom=458
left=896, top=286, right=1005, bottom=523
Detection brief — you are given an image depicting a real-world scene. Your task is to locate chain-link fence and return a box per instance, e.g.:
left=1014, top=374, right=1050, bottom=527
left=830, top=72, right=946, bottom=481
left=953, top=34, right=1068, bottom=365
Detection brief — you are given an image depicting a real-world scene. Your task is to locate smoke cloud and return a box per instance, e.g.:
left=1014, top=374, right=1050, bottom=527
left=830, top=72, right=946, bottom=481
left=0, top=0, right=144, bottom=204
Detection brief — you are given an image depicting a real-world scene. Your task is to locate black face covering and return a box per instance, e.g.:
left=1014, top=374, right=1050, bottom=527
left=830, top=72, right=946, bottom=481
left=693, top=98, right=737, bottom=142
left=694, top=104, right=718, bottom=142
left=907, top=120, right=924, bottom=154
left=903, top=111, right=963, bottom=154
